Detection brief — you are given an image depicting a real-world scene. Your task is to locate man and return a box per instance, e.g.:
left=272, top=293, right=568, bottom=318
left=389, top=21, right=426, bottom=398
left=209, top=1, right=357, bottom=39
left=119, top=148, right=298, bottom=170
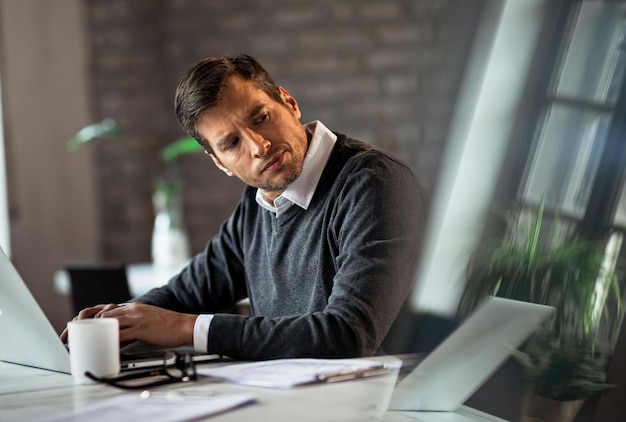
left=63, top=54, right=427, bottom=360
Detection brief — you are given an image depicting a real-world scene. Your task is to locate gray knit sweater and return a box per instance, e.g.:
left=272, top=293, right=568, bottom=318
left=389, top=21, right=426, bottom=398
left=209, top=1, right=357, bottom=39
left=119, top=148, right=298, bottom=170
left=137, top=134, right=426, bottom=360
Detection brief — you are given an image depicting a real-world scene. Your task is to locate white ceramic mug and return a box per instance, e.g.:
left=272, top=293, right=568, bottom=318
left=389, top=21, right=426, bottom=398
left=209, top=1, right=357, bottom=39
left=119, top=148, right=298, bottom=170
left=67, top=318, right=120, bottom=384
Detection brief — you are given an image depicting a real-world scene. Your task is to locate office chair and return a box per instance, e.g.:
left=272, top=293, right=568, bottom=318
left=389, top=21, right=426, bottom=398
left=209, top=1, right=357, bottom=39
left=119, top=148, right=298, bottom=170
left=65, top=263, right=131, bottom=315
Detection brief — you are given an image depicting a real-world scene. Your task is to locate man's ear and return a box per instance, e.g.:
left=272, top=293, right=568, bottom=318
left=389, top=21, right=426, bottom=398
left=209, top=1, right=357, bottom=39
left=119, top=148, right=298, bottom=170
left=206, top=151, right=233, bottom=176
left=279, top=86, right=301, bottom=120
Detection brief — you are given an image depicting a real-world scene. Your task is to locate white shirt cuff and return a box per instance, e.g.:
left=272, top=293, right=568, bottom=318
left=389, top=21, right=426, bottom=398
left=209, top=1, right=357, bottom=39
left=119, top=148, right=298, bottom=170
left=193, top=314, right=214, bottom=353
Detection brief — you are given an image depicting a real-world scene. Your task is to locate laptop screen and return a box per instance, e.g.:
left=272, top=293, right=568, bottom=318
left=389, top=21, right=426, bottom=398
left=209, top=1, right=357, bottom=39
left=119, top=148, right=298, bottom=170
left=388, top=297, right=554, bottom=412
left=0, top=247, right=72, bottom=373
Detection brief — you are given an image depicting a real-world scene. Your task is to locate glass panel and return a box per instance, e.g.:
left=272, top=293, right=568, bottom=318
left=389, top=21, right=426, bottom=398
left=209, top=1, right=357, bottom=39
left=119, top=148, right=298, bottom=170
left=523, top=105, right=611, bottom=217
left=556, top=2, right=626, bottom=105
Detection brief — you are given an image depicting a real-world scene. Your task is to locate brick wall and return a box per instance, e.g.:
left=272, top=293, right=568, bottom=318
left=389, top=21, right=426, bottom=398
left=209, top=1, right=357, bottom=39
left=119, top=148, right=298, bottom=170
left=83, top=0, right=485, bottom=262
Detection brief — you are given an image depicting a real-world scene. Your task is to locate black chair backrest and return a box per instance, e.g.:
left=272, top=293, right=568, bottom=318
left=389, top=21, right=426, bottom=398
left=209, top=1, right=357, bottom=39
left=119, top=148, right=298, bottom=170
left=66, top=263, right=131, bottom=314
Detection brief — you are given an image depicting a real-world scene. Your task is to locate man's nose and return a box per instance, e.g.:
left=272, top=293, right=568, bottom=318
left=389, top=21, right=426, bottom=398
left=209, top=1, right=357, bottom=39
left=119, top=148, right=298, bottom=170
left=244, top=129, right=270, bottom=157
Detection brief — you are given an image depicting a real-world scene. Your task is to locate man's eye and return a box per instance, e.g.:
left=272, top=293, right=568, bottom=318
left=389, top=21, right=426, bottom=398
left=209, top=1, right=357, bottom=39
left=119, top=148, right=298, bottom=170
left=255, top=113, right=269, bottom=124
left=225, top=137, right=240, bottom=149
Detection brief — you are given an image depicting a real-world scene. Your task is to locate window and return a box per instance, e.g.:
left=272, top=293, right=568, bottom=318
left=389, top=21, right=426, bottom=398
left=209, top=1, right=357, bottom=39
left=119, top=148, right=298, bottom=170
left=517, top=0, right=626, bottom=338
left=522, top=1, right=626, bottom=222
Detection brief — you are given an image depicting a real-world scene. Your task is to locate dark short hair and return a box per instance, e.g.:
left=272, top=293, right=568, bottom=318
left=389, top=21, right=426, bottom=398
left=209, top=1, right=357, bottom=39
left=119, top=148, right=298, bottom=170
left=174, top=54, right=282, bottom=152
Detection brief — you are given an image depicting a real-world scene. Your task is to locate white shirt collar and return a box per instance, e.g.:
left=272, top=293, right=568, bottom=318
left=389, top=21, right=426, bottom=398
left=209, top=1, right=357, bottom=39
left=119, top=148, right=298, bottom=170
left=255, top=120, right=337, bottom=216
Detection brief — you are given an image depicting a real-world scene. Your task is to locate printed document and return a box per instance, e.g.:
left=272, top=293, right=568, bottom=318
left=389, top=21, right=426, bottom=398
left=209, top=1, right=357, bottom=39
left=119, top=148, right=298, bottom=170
left=197, top=358, right=389, bottom=388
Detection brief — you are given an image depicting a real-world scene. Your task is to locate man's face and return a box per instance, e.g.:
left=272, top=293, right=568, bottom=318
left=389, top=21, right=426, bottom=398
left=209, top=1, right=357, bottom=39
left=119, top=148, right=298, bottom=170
left=196, top=76, right=310, bottom=203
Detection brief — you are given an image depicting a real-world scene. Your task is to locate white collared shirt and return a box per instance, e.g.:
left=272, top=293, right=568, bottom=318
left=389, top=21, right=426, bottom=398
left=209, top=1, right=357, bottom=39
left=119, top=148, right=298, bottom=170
left=194, top=120, right=337, bottom=352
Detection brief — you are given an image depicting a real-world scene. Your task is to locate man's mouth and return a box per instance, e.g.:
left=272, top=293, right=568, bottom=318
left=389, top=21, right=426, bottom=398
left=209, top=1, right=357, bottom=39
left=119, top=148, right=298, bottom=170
left=262, top=152, right=284, bottom=173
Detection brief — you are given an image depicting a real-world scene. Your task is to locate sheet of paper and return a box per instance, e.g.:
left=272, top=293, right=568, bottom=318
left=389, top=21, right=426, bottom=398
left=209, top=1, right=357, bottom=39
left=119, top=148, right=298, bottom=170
left=197, top=358, right=388, bottom=388
left=29, top=393, right=256, bottom=422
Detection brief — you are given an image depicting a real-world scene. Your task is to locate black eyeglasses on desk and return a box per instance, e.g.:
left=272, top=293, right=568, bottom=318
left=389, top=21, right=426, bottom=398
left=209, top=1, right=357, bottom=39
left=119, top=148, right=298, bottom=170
left=85, top=351, right=197, bottom=390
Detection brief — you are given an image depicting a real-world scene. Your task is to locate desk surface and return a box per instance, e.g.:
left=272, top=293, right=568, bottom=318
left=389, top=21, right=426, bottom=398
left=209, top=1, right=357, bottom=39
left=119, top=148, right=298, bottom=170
left=0, top=358, right=508, bottom=422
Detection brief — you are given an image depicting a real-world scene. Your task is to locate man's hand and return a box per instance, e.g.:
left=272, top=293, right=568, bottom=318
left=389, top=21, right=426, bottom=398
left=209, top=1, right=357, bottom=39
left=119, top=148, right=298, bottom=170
left=60, top=303, right=119, bottom=343
left=60, top=303, right=197, bottom=349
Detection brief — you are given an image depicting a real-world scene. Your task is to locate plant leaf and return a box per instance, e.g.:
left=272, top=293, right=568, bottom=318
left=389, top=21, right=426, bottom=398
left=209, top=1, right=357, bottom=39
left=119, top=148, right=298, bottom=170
left=67, top=118, right=123, bottom=150
left=160, top=137, right=204, bottom=162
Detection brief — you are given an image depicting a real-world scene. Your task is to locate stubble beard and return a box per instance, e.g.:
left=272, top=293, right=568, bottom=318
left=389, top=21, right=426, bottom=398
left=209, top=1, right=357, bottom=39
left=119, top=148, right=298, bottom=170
left=258, top=126, right=309, bottom=194
left=259, top=158, right=303, bottom=193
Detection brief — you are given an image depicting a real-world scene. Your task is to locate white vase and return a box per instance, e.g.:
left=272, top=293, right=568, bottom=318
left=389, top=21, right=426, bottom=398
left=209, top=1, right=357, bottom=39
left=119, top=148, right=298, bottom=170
left=151, top=191, right=190, bottom=269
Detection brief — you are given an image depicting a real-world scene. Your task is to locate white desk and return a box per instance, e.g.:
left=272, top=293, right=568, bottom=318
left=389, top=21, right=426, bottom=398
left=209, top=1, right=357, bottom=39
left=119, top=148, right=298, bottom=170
left=0, top=358, right=508, bottom=422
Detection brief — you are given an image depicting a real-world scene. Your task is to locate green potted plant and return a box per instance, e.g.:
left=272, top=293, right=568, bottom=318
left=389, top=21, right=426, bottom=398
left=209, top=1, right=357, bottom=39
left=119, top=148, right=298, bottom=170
left=68, top=119, right=204, bottom=268
left=458, top=203, right=622, bottom=421
left=150, top=136, right=203, bottom=268
left=512, top=328, right=613, bottom=421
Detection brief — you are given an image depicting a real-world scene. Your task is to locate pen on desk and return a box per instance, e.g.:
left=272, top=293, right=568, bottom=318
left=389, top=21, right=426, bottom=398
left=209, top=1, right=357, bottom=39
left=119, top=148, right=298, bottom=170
left=315, top=365, right=390, bottom=383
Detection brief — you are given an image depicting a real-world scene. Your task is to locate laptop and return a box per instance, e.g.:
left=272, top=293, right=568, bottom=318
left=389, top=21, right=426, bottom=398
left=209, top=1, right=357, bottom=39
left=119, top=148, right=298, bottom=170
left=0, top=247, right=220, bottom=374
left=387, top=296, right=555, bottom=413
